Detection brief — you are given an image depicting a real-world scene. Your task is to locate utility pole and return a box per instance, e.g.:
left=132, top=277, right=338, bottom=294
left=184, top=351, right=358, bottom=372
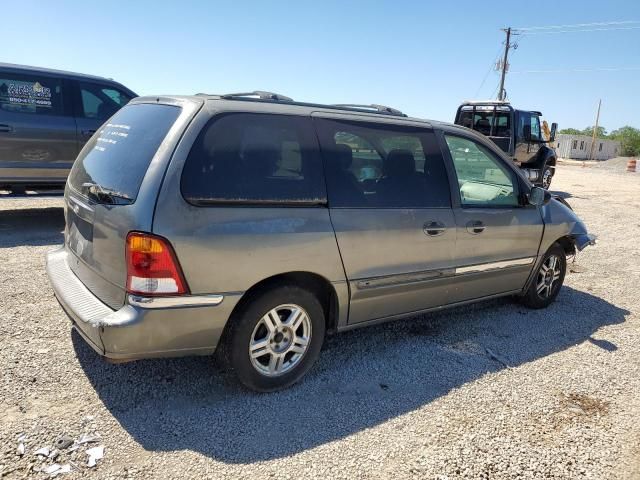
left=589, top=99, right=602, bottom=161
left=498, top=28, right=512, bottom=101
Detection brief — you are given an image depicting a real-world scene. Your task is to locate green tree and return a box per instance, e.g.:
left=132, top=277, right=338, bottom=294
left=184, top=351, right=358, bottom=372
left=558, top=128, right=583, bottom=135
left=609, top=126, right=640, bottom=156
left=581, top=125, right=608, bottom=139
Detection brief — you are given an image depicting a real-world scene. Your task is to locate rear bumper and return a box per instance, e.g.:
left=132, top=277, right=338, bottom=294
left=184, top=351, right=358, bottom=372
left=46, top=247, right=241, bottom=361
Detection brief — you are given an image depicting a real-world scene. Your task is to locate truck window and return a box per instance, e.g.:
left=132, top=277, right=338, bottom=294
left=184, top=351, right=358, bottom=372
left=458, top=109, right=510, bottom=138
left=517, top=112, right=542, bottom=142
left=78, top=81, right=133, bottom=120
left=0, top=73, right=65, bottom=116
left=530, top=115, right=541, bottom=141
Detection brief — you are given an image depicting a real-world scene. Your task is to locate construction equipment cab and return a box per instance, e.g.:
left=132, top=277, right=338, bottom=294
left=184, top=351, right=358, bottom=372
left=454, top=101, right=558, bottom=189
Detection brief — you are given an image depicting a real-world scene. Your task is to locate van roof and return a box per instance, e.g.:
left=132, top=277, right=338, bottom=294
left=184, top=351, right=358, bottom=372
left=196, top=91, right=411, bottom=118
left=134, top=93, right=454, bottom=130
left=0, top=62, right=120, bottom=83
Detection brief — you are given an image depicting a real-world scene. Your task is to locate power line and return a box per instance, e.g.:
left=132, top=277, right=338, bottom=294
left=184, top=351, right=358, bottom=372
left=520, top=25, right=640, bottom=35
left=515, top=20, right=640, bottom=31
left=510, top=66, right=640, bottom=74
left=490, top=81, right=501, bottom=100
left=483, top=21, right=639, bottom=100
left=474, top=46, right=504, bottom=98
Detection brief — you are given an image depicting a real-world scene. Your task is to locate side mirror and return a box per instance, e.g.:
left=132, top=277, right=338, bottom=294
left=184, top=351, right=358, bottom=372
left=522, top=124, right=532, bottom=142
left=550, top=122, right=557, bottom=142
left=528, top=186, right=551, bottom=206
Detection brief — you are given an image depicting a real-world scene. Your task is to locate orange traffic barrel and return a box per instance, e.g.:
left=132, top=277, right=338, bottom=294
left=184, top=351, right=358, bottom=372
left=627, top=159, right=637, bottom=172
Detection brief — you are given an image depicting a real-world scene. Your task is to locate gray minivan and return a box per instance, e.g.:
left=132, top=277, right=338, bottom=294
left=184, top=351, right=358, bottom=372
left=0, top=63, right=136, bottom=191
left=46, top=92, right=595, bottom=391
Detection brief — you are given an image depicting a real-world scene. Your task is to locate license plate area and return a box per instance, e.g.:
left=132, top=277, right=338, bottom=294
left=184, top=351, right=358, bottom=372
left=66, top=194, right=95, bottom=262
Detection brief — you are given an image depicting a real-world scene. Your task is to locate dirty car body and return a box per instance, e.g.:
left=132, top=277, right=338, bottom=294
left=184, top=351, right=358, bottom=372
left=46, top=93, right=595, bottom=390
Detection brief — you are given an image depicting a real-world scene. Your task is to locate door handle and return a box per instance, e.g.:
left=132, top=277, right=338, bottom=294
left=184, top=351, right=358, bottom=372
left=0, top=124, right=13, bottom=133
left=423, top=221, right=446, bottom=236
left=466, top=220, right=485, bottom=234
left=81, top=129, right=96, bottom=136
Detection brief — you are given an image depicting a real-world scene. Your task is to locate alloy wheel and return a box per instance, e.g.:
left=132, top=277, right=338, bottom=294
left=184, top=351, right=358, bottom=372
left=536, top=255, right=562, bottom=298
left=248, top=304, right=312, bottom=377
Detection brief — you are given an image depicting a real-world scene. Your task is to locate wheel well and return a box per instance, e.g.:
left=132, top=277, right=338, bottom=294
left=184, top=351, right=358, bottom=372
left=555, top=236, right=576, bottom=256
left=228, top=272, right=339, bottom=334
left=534, top=150, right=556, bottom=171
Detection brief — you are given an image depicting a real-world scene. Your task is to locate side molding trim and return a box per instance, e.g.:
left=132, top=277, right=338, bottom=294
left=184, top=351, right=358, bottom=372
left=455, top=257, right=535, bottom=275
left=354, top=257, right=536, bottom=291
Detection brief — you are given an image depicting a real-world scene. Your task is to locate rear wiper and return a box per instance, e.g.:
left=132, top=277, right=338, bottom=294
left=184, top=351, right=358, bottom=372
left=81, top=182, right=133, bottom=205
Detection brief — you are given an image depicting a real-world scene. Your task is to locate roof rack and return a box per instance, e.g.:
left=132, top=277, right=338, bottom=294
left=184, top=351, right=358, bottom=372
left=198, top=93, right=409, bottom=117
left=332, top=104, right=406, bottom=117
left=218, top=91, right=294, bottom=102
left=461, top=100, right=511, bottom=106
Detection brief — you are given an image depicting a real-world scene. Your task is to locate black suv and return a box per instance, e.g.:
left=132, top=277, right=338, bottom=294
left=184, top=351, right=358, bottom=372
left=0, top=63, right=137, bottom=192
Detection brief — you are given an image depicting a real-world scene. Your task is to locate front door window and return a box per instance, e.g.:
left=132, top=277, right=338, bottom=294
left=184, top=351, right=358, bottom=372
left=78, top=82, right=132, bottom=120
left=444, top=135, right=518, bottom=207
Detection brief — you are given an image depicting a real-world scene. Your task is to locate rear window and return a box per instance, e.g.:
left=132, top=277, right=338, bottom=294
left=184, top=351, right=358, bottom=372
left=181, top=113, right=326, bottom=205
left=68, top=103, right=181, bottom=200
left=458, top=107, right=511, bottom=138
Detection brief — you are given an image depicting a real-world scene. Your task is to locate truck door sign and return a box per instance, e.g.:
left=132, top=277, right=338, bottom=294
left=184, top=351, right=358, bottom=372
left=7, top=81, right=52, bottom=107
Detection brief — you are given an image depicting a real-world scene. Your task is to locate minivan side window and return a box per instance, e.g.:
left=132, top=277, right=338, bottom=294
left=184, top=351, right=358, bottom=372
left=444, top=135, right=518, bottom=207
left=0, top=73, right=65, bottom=115
left=314, top=118, right=451, bottom=208
left=78, top=81, right=132, bottom=120
left=181, top=114, right=326, bottom=205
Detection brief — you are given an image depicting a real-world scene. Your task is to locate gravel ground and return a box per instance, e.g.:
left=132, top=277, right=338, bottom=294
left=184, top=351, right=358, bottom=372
left=1, top=164, right=639, bottom=479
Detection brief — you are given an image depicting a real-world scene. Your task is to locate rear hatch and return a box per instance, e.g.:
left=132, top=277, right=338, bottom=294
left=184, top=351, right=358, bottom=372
left=64, top=100, right=190, bottom=309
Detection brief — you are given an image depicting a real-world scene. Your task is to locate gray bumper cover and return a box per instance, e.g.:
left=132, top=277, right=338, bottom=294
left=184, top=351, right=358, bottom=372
left=46, top=247, right=241, bottom=360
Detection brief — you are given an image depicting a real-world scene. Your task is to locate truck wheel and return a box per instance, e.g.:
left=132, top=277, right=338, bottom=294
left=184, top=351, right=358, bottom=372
left=541, top=165, right=554, bottom=189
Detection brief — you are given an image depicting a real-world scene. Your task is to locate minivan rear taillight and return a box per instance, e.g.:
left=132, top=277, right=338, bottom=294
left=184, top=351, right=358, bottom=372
left=126, top=232, right=189, bottom=296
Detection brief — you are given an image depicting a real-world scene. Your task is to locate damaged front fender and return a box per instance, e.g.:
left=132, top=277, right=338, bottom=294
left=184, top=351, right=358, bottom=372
left=540, top=197, right=596, bottom=253
left=571, top=232, right=597, bottom=251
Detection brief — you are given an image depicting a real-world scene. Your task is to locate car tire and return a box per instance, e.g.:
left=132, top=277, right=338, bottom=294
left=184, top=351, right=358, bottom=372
left=223, top=285, right=325, bottom=392
left=541, top=164, right=554, bottom=190
left=520, top=243, right=566, bottom=309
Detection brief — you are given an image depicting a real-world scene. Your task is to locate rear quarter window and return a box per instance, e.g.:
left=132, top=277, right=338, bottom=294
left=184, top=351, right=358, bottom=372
left=181, top=113, right=326, bottom=205
left=68, top=103, right=181, bottom=200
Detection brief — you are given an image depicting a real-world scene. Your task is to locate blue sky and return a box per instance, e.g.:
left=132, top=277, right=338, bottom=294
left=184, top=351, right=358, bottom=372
left=3, top=0, right=639, bottom=131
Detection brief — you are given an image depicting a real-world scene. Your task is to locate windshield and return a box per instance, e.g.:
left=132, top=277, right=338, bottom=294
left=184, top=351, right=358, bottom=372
left=68, top=103, right=181, bottom=201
